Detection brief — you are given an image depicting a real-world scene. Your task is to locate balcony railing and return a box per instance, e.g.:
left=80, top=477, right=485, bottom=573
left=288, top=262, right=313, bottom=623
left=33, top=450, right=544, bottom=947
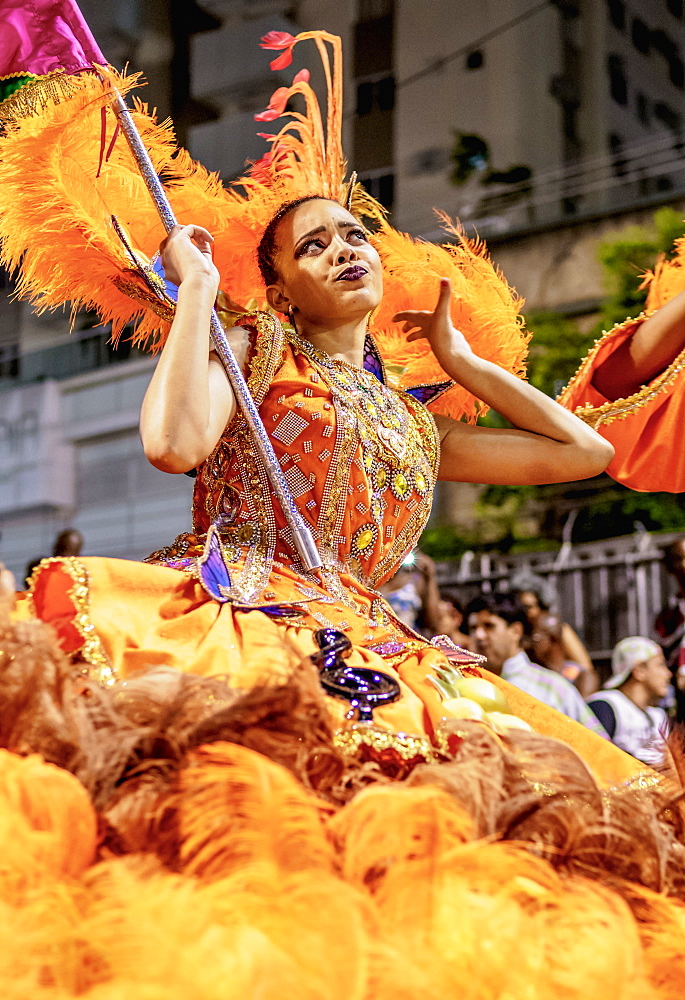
left=417, top=129, right=685, bottom=241
left=0, top=329, right=143, bottom=389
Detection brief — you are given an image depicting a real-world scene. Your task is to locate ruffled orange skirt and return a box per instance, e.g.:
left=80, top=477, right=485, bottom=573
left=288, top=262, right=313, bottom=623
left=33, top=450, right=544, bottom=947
left=4, top=554, right=685, bottom=998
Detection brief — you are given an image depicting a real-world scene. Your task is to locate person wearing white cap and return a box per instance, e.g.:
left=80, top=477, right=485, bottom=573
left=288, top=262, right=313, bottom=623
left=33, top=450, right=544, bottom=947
left=587, top=637, right=671, bottom=766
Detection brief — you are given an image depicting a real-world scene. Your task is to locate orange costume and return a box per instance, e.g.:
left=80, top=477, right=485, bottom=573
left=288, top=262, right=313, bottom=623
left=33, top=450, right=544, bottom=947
left=3, top=27, right=685, bottom=1000
left=560, top=260, right=685, bottom=493
left=9, top=307, right=685, bottom=1000
left=27, top=310, right=637, bottom=780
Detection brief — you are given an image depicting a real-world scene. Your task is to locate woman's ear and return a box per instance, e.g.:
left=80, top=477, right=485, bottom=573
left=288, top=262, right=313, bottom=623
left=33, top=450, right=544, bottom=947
left=266, top=284, right=290, bottom=315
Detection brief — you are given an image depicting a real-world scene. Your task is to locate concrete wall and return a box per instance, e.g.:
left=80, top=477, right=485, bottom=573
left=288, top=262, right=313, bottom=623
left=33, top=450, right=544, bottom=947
left=0, top=360, right=193, bottom=583
left=490, top=195, right=685, bottom=314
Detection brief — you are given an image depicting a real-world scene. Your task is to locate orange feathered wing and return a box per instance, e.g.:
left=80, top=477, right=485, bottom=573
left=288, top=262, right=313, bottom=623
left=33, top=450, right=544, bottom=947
left=0, top=33, right=528, bottom=420
left=370, top=216, right=529, bottom=419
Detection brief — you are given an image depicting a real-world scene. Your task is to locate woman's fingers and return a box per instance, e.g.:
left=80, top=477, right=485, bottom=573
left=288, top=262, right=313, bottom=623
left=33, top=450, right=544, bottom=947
left=394, top=279, right=453, bottom=330
left=183, top=224, right=215, bottom=249
left=433, top=277, right=453, bottom=321
left=393, top=309, right=431, bottom=323
left=159, top=223, right=214, bottom=253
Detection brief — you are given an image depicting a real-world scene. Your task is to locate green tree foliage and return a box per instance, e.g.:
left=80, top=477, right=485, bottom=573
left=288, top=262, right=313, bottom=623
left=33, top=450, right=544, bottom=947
left=573, top=487, right=685, bottom=542
left=449, top=132, right=532, bottom=190
left=524, top=312, right=595, bottom=398
left=595, top=206, right=685, bottom=332
left=523, top=208, right=685, bottom=398
left=450, top=133, right=489, bottom=185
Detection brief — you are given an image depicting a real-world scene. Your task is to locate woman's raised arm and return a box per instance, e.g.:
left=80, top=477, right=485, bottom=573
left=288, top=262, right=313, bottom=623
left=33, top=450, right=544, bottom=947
left=591, top=289, right=685, bottom=400
left=394, top=279, right=614, bottom=486
left=139, top=225, right=249, bottom=473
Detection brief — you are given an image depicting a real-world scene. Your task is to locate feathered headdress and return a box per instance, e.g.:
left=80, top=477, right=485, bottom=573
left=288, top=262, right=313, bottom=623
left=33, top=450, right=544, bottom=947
left=642, top=240, right=685, bottom=312
left=0, top=28, right=529, bottom=420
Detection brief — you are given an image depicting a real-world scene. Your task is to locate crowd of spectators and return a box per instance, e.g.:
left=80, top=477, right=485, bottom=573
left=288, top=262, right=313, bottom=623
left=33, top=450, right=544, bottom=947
left=382, top=547, right=680, bottom=768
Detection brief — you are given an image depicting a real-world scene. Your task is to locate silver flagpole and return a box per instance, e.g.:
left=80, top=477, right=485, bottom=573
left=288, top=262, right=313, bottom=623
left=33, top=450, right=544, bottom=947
left=110, top=93, right=322, bottom=572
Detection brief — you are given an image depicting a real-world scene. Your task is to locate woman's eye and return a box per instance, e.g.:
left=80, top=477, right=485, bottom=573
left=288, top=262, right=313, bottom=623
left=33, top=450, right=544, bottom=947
left=298, top=238, right=325, bottom=255
left=349, top=229, right=368, bottom=242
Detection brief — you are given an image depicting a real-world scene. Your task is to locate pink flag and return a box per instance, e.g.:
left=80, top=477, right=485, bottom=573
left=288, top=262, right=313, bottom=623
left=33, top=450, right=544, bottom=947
left=0, top=0, right=105, bottom=78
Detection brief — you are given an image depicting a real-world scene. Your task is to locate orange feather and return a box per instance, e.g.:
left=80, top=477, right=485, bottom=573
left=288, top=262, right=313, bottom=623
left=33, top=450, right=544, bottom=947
left=0, top=36, right=528, bottom=421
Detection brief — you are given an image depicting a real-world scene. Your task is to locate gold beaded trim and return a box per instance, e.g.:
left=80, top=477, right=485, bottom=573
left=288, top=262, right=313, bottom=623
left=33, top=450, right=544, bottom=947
left=111, top=272, right=176, bottom=323
left=333, top=724, right=435, bottom=763
left=558, top=312, right=685, bottom=429
left=618, top=771, right=663, bottom=792
left=0, top=70, right=80, bottom=123
left=27, top=557, right=116, bottom=686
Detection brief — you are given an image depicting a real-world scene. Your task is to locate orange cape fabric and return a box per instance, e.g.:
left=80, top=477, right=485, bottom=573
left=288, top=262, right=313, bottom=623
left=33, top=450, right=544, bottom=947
left=560, top=316, right=685, bottom=492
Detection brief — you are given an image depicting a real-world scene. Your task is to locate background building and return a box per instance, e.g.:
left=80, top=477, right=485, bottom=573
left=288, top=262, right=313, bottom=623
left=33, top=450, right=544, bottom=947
left=2, top=0, right=685, bottom=580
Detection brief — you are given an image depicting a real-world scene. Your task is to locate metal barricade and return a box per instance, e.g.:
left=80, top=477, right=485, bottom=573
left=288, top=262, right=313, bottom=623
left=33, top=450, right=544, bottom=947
left=437, top=528, right=683, bottom=660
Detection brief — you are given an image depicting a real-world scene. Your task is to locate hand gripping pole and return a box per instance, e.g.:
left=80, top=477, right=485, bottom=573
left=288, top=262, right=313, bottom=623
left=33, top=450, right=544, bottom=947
left=110, top=92, right=322, bottom=572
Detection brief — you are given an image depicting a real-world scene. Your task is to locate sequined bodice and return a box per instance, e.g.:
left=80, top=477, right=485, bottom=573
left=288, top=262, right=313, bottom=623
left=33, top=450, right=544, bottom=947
left=151, top=313, right=439, bottom=606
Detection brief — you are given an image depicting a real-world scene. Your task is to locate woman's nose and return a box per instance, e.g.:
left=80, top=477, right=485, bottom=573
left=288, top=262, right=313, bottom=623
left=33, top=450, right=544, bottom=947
left=333, top=238, right=357, bottom=263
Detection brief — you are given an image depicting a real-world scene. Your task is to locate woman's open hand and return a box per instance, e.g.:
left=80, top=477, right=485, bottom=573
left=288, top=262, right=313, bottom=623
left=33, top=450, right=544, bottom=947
left=159, top=224, right=219, bottom=289
left=393, top=278, right=472, bottom=375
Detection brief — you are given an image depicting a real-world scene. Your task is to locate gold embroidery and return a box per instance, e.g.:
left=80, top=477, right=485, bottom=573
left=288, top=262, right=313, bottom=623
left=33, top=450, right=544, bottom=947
left=150, top=312, right=439, bottom=647
left=287, top=328, right=439, bottom=585
left=111, top=273, right=176, bottom=323
left=27, top=557, right=116, bottom=686
left=0, top=70, right=80, bottom=123
left=333, top=724, right=435, bottom=764
left=558, top=312, right=685, bottom=428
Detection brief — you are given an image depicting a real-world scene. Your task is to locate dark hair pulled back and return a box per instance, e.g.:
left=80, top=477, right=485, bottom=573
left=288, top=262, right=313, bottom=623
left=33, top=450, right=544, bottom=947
left=256, top=195, right=337, bottom=287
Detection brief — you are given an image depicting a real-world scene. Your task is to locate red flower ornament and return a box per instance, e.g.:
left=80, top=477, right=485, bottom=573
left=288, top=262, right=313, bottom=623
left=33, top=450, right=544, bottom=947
left=254, top=86, right=290, bottom=122
left=260, top=30, right=297, bottom=71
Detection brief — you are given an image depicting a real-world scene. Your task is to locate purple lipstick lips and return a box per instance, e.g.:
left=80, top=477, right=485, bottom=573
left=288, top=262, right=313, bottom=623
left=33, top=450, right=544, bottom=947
left=336, top=265, right=367, bottom=281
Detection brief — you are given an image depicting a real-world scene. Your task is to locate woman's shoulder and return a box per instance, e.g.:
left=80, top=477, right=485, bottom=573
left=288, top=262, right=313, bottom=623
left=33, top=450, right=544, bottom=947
left=225, top=310, right=289, bottom=405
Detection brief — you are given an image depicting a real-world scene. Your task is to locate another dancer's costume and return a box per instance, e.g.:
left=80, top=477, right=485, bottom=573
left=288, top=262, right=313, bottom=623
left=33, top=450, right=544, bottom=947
left=3, top=28, right=685, bottom=999
left=560, top=265, right=685, bottom=492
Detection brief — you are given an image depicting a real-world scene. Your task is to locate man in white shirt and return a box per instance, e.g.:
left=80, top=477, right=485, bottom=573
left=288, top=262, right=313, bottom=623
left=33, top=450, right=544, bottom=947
left=466, top=593, right=607, bottom=737
left=587, top=637, right=670, bottom=767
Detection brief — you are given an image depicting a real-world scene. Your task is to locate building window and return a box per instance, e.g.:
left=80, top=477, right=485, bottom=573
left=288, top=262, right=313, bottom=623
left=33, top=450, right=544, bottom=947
left=636, top=91, right=651, bottom=125
left=0, top=345, right=20, bottom=380
left=466, top=50, right=484, bottom=70
left=607, top=54, right=628, bottom=104
left=608, top=132, right=626, bottom=176
left=358, top=0, right=393, bottom=21
left=669, top=54, right=685, bottom=87
left=607, top=0, right=625, bottom=30
left=356, top=80, right=373, bottom=115
left=654, top=101, right=682, bottom=131
left=667, top=0, right=683, bottom=17
left=376, top=75, right=395, bottom=110
left=353, top=3, right=394, bottom=178
left=356, top=75, right=395, bottom=115
left=651, top=28, right=678, bottom=60
left=359, top=171, right=395, bottom=210
left=631, top=17, right=651, bottom=54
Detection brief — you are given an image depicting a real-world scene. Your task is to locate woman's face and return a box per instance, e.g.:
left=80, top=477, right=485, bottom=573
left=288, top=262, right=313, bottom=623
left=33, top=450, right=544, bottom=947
left=267, top=199, right=383, bottom=326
